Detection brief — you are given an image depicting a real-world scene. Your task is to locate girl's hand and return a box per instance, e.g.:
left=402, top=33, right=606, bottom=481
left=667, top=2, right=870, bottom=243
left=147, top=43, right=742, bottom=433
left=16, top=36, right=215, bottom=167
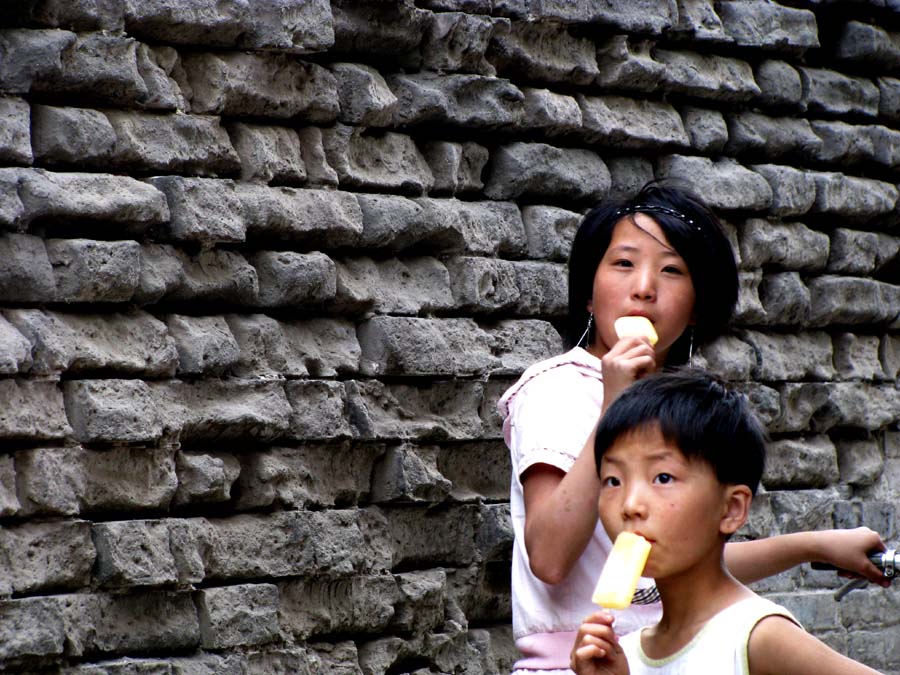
left=815, top=527, right=891, bottom=587
left=600, top=336, right=656, bottom=411
left=570, top=611, right=630, bottom=675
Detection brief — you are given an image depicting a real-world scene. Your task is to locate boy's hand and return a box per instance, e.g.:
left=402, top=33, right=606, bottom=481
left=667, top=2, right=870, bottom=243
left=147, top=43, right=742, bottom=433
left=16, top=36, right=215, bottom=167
left=816, top=527, right=891, bottom=587
left=570, top=611, right=630, bottom=675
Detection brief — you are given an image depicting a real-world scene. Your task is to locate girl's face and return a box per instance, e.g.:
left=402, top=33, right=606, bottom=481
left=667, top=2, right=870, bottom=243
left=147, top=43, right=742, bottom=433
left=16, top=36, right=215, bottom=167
left=588, top=215, right=696, bottom=363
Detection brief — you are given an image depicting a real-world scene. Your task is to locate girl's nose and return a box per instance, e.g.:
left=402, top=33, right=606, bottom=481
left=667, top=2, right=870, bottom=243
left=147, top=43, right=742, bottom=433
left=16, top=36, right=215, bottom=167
left=631, top=267, right=656, bottom=301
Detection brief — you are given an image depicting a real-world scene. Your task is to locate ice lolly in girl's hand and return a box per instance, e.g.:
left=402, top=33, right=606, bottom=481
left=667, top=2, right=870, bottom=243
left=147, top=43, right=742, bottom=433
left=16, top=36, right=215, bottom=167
left=592, top=532, right=652, bottom=609
left=614, top=316, right=658, bottom=346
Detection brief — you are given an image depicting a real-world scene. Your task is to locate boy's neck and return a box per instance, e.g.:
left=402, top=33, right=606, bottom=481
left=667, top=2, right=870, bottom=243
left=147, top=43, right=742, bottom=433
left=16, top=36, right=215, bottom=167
left=643, top=556, right=754, bottom=660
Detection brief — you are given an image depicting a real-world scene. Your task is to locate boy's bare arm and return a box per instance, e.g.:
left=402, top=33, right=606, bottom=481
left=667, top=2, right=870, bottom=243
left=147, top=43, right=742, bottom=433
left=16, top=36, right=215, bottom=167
left=724, top=528, right=887, bottom=585
left=748, top=615, right=883, bottom=675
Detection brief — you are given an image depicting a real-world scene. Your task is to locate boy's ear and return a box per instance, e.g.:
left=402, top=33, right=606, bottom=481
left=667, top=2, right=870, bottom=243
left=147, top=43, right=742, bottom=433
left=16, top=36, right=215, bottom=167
left=720, top=485, right=752, bottom=536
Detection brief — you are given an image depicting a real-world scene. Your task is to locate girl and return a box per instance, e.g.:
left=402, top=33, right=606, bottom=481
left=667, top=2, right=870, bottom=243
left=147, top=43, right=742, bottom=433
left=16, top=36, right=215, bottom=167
left=499, top=183, right=888, bottom=674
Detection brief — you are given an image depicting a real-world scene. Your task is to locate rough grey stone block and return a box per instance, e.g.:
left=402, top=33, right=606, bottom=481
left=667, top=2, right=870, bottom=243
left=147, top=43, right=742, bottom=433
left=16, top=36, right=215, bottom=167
left=740, top=330, right=835, bottom=382
left=725, top=112, right=821, bottom=159
left=224, top=314, right=289, bottom=380
left=521, top=205, right=580, bottom=261
left=606, top=156, right=655, bottom=201
left=93, top=520, right=178, bottom=587
left=283, top=380, right=351, bottom=440
left=141, top=247, right=259, bottom=306
left=865, top=124, right=900, bottom=168
left=739, top=219, right=829, bottom=271
left=809, top=172, right=898, bottom=220
left=877, top=76, right=900, bottom=121
left=330, top=62, right=398, bottom=127
left=4, top=309, right=177, bottom=377
left=484, top=142, right=608, bottom=202
left=45, top=238, right=140, bottom=303
left=823, top=383, right=900, bottom=432
left=165, top=314, right=240, bottom=375
left=0, top=96, right=32, bottom=164
left=382, top=504, right=480, bottom=567
left=156, top=380, right=291, bottom=443
left=673, top=0, right=730, bottom=42
left=656, top=49, right=760, bottom=102
left=881, top=334, right=900, bottom=381
left=656, top=155, right=772, bottom=211
left=4, top=0, right=126, bottom=32
left=750, top=164, right=816, bottom=216
left=693, top=334, right=756, bottom=381
left=198, top=584, right=279, bottom=649
left=174, top=451, right=240, bottom=507
left=595, top=35, right=665, bottom=90
left=519, top=0, right=678, bottom=34
left=754, top=59, right=803, bottom=109
left=250, top=250, right=336, bottom=308
left=808, top=119, right=876, bottom=165
left=422, top=11, right=502, bottom=75
left=837, top=21, right=900, bottom=69
left=16, top=447, right=177, bottom=516
left=332, top=0, right=428, bottom=59
left=358, top=317, right=497, bottom=377
left=519, top=87, right=582, bottom=135
left=758, top=271, right=810, bottom=326
left=513, top=261, right=568, bottom=316
left=488, top=20, right=599, bottom=85
left=149, top=176, right=245, bottom=245
left=62, top=591, right=200, bottom=656
left=0, top=167, right=169, bottom=232
left=446, top=257, right=520, bottom=313
left=0, top=379, right=70, bottom=440
left=0, top=28, right=75, bottom=93
left=836, top=438, right=884, bottom=488
left=718, top=0, right=819, bottom=53
left=438, top=440, right=511, bottom=502
left=392, top=569, right=447, bottom=633
left=346, top=379, right=484, bottom=441
left=734, top=268, right=766, bottom=324
left=371, top=445, right=452, bottom=503
left=335, top=256, right=453, bottom=315
left=420, top=140, right=489, bottom=195
left=0, top=313, right=31, bottom=374
left=0, top=454, right=18, bottom=517
left=31, top=104, right=116, bottom=166
left=808, top=276, right=899, bottom=327
left=280, top=575, right=398, bottom=640
left=136, top=43, right=187, bottom=111
left=0, top=520, right=94, bottom=594
left=0, top=597, right=66, bottom=663
left=296, top=126, right=339, bottom=188
left=64, top=379, right=163, bottom=444
left=234, top=443, right=376, bottom=510
left=770, top=382, right=827, bottom=433
left=834, top=333, right=884, bottom=381
left=322, top=124, right=434, bottom=195
left=799, top=67, right=880, bottom=118
left=279, top=318, right=361, bottom=378
left=578, top=95, right=689, bottom=149
left=227, top=123, right=306, bottom=185
left=124, top=0, right=334, bottom=53
left=239, top=185, right=362, bottom=248
left=681, top=106, right=728, bottom=153
left=389, top=73, right=524, bottom=128
left=180, top=52, right=338, bottom=121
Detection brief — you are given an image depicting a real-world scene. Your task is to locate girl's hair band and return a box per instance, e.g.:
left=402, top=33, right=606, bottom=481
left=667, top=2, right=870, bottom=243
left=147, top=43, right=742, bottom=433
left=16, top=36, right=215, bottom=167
left=613, top=204, right=701, bottom=232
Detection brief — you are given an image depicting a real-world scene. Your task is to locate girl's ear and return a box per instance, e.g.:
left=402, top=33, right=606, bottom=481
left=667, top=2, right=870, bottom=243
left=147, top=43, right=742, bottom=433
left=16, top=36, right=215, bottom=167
left=720, top=485, right=752, bottom=536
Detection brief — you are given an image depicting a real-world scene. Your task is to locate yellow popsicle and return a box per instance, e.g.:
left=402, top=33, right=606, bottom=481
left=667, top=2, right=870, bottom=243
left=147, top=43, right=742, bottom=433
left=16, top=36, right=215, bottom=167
left=614, top=316, right=658, bottom=346
left=592, top=532, right=652, bottom=608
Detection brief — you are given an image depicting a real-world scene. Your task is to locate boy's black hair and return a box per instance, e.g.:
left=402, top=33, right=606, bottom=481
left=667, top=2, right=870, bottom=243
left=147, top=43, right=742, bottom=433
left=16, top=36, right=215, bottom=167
left=594, top=369, right=767, bottom=494
left=565, top=182, right=738, bottom=365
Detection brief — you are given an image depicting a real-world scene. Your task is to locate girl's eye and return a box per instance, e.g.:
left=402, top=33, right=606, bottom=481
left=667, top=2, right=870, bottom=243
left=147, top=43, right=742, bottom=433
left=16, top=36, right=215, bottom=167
left=662, top=265, right=684, bottom=275
left=654, top=473, right=674, bottom=485
left=601, top=476, right=621, bottom=488
left=612, top=259, right=633, bottom=268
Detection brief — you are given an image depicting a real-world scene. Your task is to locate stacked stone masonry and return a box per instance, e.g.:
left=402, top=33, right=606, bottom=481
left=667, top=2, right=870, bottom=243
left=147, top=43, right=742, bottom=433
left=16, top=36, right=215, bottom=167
left=0, top=0, right=898, bottom=673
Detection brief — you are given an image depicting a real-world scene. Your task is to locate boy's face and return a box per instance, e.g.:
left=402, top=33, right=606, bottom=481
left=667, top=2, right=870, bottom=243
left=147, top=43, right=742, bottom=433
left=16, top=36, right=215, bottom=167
left=597, top=423, right=748, bottom=580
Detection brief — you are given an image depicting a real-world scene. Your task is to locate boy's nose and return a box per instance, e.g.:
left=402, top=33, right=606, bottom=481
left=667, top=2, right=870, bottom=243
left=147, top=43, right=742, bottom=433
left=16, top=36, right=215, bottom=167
left=621, top=485, right=649, bottom=520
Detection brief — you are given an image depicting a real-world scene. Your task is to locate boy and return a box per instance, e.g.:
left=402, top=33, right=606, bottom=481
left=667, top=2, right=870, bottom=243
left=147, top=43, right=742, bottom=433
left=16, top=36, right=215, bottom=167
left=571, top=369, right=884, bottom=675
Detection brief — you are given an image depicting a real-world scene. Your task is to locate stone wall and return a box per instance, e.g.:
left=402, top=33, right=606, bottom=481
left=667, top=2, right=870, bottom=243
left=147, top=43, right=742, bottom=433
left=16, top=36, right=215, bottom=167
left=0, top=0, right=898, bottom=673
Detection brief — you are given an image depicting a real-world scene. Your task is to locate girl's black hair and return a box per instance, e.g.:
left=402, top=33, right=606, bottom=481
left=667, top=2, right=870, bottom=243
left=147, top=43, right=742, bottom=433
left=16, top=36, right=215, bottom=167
left=593, top=369, right=767, bottom=494
left=565, top=182, right=738, bottom=365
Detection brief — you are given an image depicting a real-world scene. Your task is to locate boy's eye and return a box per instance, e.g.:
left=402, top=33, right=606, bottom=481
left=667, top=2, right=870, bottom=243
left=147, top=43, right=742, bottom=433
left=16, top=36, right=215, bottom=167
left=653, top=473, right=674, bottom=484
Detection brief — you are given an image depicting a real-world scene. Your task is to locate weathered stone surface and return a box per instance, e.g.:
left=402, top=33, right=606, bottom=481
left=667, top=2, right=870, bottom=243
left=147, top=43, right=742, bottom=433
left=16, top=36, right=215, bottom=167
left=808, top=120, right=876, bottom=166
left=164, top=314, right=240, bottom=375
left=834, top=333, right=884, bottom=381
left=877, top=76, right=900, bottom=121
left=488, top=20, right=599, bottom=85
left=881, top=335, right=900, bottom=382
left=754, top=59, right=803, bottom=109
left=137, top=245, right=259, bottom=306
left=174, top=451, right=241, bottom=507
left=296, top=126, right=339, bottom=188
left=4, top=309, right=177, bottom=377
left=739, top=219, right=829, bottom=271
left=808, top=276, right=899, bottom=327
left=693, top=334, right=756, bottom=381
left=445, top=256, right=519, bottom=314
left=521, top=205, right=580, bottom=261
left=283, top=380, right=351, bottom=440
left=0, top=455, right=18, bottom=517
left=511, top=261, right=568, bottom=316
left=837, top=21, right=900, bottom=69
left=680, top=106, right=728, bottom=153
left=124, top=0, right=334, bottom=53
left=519, top=87, right=582, bottom=136
left=381, top=504, right=480, bottom=567
left=0, top=520, right=94, bottom=594
left=799, top=67, right=880, bottom=118
left=775, top=382, right=899, bottom=433
left=656, top=49, right=760, bottom=101
left=46, top=238, right=140, bottom=303
left=751, top=164, right=816, bottom=216
left=740, top=330, right=834, bottom=382
left=438, top=440, right=511, bottom=502
left=1, top=0, right=126, bottom=32
left=0, top=28, right=76, bottom=93
left=279, top=319, right=360, bottom=378
left=148, top=176, right=245, bottom=245
left=758, top=271, right=810, bottom=326
left=734, top=268, right=766, bottom=324
left=0, top=168, right=169, bottom=232
left=227, top=123, right=306, bottom=184
left=64, top=379, right=163, bottom=444
left=606, top=156, right=655, bottom=201
left=514, top=0, right=678, bottom=35
left=578, top=95, right=689, bottom=149
left=595, top=35, right=665, bottom=90
left=0, top=96, right=32, bottom=165
left=181, top=53, right=338, bottom=121
left=371, top=445, right=452, bottom=503
left=656, top=155, right=772, bottom=211
left=198, top=584, right=280, bottom=649
left=718, top=0, right=819, bottom=53
left=672, top=0, right=730, bottom=43
left=484, top=142, right=608, bottom=202
left=16, top=447, right=177, bottom=516
left=332, top=0, right=428, bottom=60
left=330, top=62, right=398, bottom=127
left=0, top=313, right=31, bottom=374
left=250, top=250, right=336, bottom=308
left=725, top=112, right=821, bottom=159
left=0, top=597, right=66, bottom=663
left=93, top=520, right=178, bottom=587
left=422, top=11, right=502, bottom=75
left=836, top=438, right=885, bottom=488
left=346, top=379, right=484, bottom=441
left=335, top=256, right=453, bottom=315
left=809, top=172, right=898, bottom=220
left=322, top=124, right=434, bottom=195
left=31, top=104, right=116, bottom=166
left=420, top=141, right=489, bottom=195
left=0, top=379, right=70, bottom=440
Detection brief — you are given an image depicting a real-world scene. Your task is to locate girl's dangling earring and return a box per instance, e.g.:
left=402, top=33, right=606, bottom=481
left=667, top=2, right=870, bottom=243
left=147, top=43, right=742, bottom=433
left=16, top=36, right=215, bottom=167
left=688, top=327, right=695, bottom=366
left=578, top=313, right=593, bottom=348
